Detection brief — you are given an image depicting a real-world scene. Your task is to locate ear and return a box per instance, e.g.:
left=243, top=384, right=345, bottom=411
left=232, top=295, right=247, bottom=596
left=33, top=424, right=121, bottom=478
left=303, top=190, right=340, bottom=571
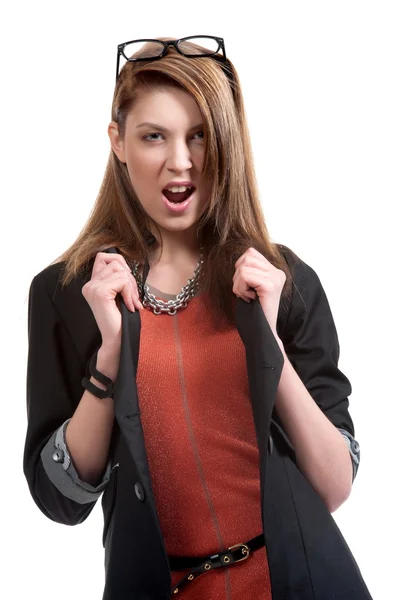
left=108, top=121, right=126, bottom=163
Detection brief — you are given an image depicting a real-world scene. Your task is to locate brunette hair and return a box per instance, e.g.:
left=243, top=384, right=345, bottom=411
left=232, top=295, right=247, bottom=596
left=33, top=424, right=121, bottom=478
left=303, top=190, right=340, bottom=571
left=54, top=37, right=296, bottom=330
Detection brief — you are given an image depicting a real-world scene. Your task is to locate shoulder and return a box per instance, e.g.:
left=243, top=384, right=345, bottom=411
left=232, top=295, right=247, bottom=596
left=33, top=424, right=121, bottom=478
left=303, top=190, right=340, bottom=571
left=28, top=262, right=69, bottom=318
left=277, top=243, right=314, bottom=276
left=277, top=243, right=322, bottom=294
left=30, top=259, right=90, bottom=316
left=30, top=261, right=66, bottom=298
left=275, top=244, right=329, bottom=340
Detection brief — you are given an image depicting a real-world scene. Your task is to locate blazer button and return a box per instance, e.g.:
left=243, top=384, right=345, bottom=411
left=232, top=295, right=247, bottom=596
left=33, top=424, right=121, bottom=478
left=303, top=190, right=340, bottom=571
left=52, top=449, right=64, bottom=463
left=134, top=482, right=145, bottom=502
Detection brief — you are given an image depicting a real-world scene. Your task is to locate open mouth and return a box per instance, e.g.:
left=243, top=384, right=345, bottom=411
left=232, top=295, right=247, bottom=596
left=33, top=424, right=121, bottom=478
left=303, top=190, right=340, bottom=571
left=162, top=187, right=195, bottom=204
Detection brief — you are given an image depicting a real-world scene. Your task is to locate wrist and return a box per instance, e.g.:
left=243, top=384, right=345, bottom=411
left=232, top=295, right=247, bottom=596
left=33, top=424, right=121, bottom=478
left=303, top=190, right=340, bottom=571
left=96, top=345, right=121, bottom=381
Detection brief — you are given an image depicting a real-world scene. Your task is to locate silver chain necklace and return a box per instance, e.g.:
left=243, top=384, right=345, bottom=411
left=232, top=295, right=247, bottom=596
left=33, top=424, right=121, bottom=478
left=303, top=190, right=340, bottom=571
left=129, top=247, right=204, bottom=316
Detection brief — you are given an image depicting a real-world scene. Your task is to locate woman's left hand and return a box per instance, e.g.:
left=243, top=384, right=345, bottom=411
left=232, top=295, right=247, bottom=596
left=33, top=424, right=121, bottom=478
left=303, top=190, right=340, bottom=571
left=233, top=247, right=286, bottom=335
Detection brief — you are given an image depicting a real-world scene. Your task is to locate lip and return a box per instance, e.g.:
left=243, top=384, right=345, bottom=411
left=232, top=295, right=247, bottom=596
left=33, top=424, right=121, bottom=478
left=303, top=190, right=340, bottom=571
left=162, top=189, right=195, bottom=213
left=163, top=180, right=195, bottom=190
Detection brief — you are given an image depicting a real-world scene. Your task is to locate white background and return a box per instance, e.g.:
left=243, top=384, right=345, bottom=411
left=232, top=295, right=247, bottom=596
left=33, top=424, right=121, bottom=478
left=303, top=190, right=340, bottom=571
left=1, top=1, right=397, bottom=598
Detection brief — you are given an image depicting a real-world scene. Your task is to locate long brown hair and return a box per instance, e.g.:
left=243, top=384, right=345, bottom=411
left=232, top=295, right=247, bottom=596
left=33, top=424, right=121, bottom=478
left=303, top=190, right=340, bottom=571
left=54, top=37, right=296, bottom=330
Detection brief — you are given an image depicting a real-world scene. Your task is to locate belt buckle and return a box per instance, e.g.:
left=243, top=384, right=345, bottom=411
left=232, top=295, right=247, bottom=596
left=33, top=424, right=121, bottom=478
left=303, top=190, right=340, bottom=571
left=227, top=543, right=250, bottom=563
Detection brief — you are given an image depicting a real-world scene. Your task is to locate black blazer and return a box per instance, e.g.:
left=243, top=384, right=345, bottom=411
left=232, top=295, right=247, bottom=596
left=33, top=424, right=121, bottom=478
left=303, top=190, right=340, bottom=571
left=23, top=245, right=372, bottom=599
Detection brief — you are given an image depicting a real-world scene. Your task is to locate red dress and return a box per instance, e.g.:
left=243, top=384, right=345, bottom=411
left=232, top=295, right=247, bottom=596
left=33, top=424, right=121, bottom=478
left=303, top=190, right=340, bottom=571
left=136, top=285, right=273, bottom=599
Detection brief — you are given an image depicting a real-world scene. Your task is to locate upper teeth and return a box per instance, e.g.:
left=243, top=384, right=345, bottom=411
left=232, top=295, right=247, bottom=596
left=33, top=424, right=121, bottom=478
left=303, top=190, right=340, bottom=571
left=166, top=185, right=192, bottom=193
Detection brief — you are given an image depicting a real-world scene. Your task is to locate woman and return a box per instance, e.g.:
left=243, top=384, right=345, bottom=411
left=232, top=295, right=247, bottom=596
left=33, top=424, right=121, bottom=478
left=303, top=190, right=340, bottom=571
left=23, top=36, right=372, bottom=599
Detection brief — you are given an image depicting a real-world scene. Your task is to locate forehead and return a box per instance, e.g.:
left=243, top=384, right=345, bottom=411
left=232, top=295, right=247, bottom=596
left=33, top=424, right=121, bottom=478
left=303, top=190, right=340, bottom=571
left=127, top=87, right=203, bottom=128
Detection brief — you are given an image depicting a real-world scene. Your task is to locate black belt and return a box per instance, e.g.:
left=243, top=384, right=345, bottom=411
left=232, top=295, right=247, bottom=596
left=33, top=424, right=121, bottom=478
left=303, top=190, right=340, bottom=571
left=168, top=533, right=265, bottom=596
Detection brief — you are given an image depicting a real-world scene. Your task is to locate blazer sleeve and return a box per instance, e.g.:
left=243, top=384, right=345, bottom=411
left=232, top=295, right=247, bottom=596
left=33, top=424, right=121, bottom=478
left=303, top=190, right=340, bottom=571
left=23, top=272, right=108, bottom=525
left=279, top=248, right=361, bottom=480
left=39, top=418, right=112, bottom=505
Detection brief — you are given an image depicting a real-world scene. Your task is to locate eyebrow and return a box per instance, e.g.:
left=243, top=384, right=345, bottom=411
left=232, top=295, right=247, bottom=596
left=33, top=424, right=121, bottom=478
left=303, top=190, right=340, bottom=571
left=136, top=122, right=203, bottom=132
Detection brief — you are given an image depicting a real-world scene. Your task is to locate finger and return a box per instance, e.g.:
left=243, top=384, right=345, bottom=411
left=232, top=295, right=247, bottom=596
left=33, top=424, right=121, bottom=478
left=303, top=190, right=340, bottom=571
left=93, top=261, right=143, bottom=308
left=234, top=247, right=254, bottom=269
left=129, top=277, right=144, bottom=311
left=106, top=271, right=142, bottom=311
left=94, top=261, right=125, bottom=281
left=83, top=270, right=131, bottom=312
left=123, top=278, right=137, bottom=312
left=247, top=290, right=257, bottom=298
left=92, top=252, right=132, bottom=279
left=235, top=294, right=251, bottom=304
left=233, top=274, right=258, bottom=302
left=235, top=256, right=268, bottom=274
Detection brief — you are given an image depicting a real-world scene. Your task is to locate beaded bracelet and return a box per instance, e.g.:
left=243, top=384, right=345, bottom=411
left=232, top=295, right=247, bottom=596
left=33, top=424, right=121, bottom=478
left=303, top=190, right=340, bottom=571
left=81, top=351, right=115, bottom=399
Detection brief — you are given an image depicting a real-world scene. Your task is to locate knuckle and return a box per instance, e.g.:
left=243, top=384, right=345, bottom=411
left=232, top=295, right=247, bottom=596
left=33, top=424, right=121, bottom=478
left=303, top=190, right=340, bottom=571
left=117, top=257, right=131, bottom=272
left=112, top=263, right=128, bottom=277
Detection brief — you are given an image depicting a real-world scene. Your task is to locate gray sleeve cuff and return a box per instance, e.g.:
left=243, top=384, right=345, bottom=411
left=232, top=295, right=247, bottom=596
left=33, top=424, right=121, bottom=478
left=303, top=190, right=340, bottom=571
left=40, top=418, right=112, bottom=504
left=336, top=427, right=360, bottom=482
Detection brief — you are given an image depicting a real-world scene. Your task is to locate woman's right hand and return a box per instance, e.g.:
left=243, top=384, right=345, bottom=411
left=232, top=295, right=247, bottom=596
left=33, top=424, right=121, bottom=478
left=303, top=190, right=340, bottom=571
left=81, top=252, right=144, bottom=345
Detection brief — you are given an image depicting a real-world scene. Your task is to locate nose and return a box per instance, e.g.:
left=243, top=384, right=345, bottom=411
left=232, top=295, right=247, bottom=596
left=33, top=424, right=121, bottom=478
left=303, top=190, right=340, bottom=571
left=166, top=139, right=193, bottom=173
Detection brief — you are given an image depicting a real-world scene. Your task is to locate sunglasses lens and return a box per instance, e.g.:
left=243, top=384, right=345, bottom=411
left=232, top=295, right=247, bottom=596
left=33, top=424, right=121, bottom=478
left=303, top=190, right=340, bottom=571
left=122, top=40, right=165, bottom=60
left=178, top=37, right=221, bottom=56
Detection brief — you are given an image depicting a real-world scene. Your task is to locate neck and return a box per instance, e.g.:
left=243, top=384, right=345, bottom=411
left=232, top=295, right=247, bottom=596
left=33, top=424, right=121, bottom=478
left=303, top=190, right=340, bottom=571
left=146, top=229, right=202, bottom=267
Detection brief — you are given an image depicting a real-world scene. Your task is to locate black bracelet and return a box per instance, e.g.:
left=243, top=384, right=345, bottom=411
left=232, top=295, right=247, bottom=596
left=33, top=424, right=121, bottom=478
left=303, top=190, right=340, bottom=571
left=81, top=351, right=115, bottom=399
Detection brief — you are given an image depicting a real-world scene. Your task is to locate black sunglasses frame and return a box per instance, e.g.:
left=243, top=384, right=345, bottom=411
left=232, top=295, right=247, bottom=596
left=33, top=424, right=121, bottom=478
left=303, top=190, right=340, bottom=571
left=115, top=35, right=232, bottom=84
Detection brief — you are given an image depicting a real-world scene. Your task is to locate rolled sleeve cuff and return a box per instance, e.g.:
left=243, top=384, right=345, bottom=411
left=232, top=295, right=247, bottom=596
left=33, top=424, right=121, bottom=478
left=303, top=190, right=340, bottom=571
left=40, top=418, right=112, bottom=504
left=337, top=427, right=360, bottom=482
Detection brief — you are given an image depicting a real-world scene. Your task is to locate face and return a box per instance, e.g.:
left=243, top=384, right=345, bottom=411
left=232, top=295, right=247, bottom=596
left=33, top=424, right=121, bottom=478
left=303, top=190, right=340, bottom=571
left=108, top=87, right=210, bottom=241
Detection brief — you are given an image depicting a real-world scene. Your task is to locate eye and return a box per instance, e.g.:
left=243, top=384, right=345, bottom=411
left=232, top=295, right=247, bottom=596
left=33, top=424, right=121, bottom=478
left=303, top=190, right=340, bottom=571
left=143, top=132, right=164, bottom=141
left=193, top=130, right=204, bottom=140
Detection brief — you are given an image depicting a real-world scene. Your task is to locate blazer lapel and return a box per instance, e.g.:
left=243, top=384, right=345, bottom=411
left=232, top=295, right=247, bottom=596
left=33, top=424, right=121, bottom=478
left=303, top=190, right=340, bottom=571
left=234, top=294, right=285, bottom=506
